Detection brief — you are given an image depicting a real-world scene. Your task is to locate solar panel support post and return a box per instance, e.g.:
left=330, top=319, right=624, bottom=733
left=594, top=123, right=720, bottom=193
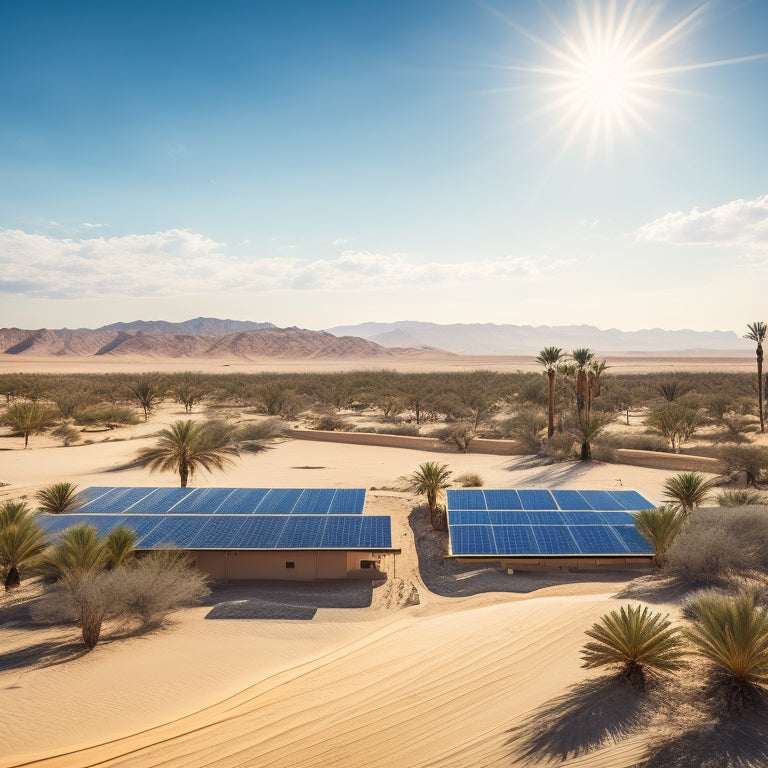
left=224, top=551, right=229, bottom=585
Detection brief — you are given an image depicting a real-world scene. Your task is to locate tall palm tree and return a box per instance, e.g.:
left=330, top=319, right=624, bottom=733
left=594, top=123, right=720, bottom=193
left=581, top=604, right=685, bottom=691
left=744, top=321, right=767, bottom=433
left=409, top=461, right=452, bottom=528
left=35, top=481, right=81, bottom=514
left=536, top=347, right=564, bottom=438
left=586, top=358, right=608, bottom=414
left=0, top=501, right=47, bottom=590
left=662, top=471, right=718, bottom=516
left=686, top=592, right=768, bottom=707
left=634, top=506, right=685, bottom=570
left=570, top=348, right=595, bottom=415
left=134, top=420, right=240, bottom=487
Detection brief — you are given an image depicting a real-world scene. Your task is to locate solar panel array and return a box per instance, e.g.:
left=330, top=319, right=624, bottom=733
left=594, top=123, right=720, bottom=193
left=446, top=489, right=654, bottom=558
left=77, top=487, right=367, bottom=516
left=37, top=513, right=392, bottom=550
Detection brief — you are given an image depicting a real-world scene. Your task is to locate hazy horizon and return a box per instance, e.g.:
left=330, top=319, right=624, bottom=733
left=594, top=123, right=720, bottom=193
left=2, top=1, right=767, bottom=334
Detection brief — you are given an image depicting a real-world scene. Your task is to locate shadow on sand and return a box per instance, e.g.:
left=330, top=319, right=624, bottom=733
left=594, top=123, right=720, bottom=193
left=203, top=580, right=374, bottom=620
left=506, top=675, right=651, bottom=765
left=503, top=457, right=596, bottom=486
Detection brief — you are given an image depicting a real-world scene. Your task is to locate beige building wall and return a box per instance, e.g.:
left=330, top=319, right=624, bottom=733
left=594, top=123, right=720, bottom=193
left=193, top=549, right=384, bottom=581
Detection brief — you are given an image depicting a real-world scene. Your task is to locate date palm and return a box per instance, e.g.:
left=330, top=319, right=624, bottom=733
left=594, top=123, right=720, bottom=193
left=569, top=348, right=595, bottom=415
left=536, top=347, right=564, bottom=438
left=0, top=501, right=47, bottom=590
left=662, top=471, right=718, bottom=516
left=686, top=593, right=768, bottom=707
left=581, top=604, right=685, bottom=691
left=35, top=481, right=81, bottom=514
left=3, top=400, right=56, bottom=448
left=135, top=419, right=240, bottom=487
left=744, top=321, right=767, bottom=433
left=409, top=461, right=452, bottom=528
left=634, top=506, right=685, bottom=570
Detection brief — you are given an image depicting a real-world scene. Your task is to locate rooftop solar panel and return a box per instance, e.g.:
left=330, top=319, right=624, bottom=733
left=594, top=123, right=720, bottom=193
left=518, top=490, right=558, bottom=510
left=533, top=525, right=580, bottom=555
left=568, top=524, right=627, bottom=555
left=450, top=525, right=496, bottom=555
left=579, top=490, right=624, bottom=510
left=446, top=489, right=486, bottom=511
left=558, top=510, right=604, bottom=525
left=483, top=490, right=523, bottom=510
left=124, top=488, right=194, bottom=515
left=448, top=510, right=492, bottom=526
left=492, top=525, right=538, bottom=555
left=608, top=490, right=655, bottom=510
left=551, top=490, right=592, bottom=511
left=328, top=488, right=366, bottom=515
left=294, top=489, right=336, bottom=515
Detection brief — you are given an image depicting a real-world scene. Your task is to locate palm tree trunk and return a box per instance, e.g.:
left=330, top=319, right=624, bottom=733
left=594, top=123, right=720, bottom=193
left=179, top=465, right=189, bottom=488
left=4, top=565, right=20, bottom=591
left=547, top=370, right=556, bottom=438
left=758, top=346, right=764, bottom=433
left=581, top=441, right=591, bottom=461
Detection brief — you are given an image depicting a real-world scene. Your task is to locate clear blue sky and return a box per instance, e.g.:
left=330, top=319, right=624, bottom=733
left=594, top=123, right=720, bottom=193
left=1, top=0, right=767, bottom=332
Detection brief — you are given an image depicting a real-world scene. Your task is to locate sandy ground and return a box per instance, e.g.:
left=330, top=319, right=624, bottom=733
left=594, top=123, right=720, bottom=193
left=0, top=397, right=691, bottom=768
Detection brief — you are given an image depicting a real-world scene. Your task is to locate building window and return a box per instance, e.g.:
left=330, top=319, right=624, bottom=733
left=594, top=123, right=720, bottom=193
left=285, top=561, right=295, bottom=569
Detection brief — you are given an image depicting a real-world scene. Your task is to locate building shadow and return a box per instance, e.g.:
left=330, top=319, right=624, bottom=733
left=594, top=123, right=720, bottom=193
left=203, top=579, right=373, bottom=620
left=506, top=674, right=651, bottom=765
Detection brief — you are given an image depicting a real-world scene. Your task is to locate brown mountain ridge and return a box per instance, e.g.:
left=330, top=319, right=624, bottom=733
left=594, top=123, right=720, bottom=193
left=0, top=325, right=415, bottom=360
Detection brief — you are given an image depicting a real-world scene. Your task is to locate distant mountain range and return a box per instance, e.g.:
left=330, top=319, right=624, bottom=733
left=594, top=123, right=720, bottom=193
left=325, top=321, right=747, bottom=355
left=0, top=318, right=406, bottom=359
left=0, top=317, right=751, bottom=360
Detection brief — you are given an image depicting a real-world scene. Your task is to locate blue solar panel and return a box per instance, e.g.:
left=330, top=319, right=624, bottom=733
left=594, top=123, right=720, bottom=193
left=359, top=517, right=392, bottom=549
left=278, top=516, right=327, bottom=548
left=138, top=517, right=208, bottom=548
left=518, top=490, right=558, bottom=510
left=597, top=511, right=638, bottom=525
left=446, top=489, right=486, bottom=510
left=559, top=511, right=604, bottom=525
left=322, top=516, right=363, bottom=547
left=293, top=489, right=336, bottom=515
left=492, top=525, right=538, bottom=555
left=489, top=511, right=532, bottom=525
left=328, top=488, right=366, bottom=515
left=123, top=488, right=194, bottom=515
left=75, top=487, right=115, bottom=509
left=254, top=489, right=302, bottom=514
left=579, top=491, right=624, bottom=510
left=527, top=511, right=566, bottom=526
left=483, top=490, right=523, bottom=510
left=533, top=526, right=580, bottom=555
left=551, top=490, right=592, bottom=510
left=173, top=488, right=232, bottom=515
left=568, top=525, right=627, bottom=554
left=608, top=490, right=655, bottom=510
left=237, top=516, right=286, bottom=548
left=187, top=516, right=248, bottom=548
left=450, top=525, right=496, bottom=555
left=449, top=510, right=492, bottom=525
left=612, top=526, right=655, bottom=555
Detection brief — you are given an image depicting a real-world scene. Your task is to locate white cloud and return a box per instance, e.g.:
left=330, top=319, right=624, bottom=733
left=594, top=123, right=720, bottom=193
left=0, top=227, right=568, bottom=299
left=636, top=194, right=768, bottom=250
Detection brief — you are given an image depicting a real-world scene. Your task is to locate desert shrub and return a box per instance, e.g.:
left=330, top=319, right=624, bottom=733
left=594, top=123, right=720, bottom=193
left=431, top=423, right=475, bottom=453
left=313, top=416, right=353, bottom=431
left=720, top=444, right=768, bottom=486
left=666, top=507, right=768, bottom=587
left=603, top=432, right=670, bottom=453
left=454, top=472, right=484, bottom=488
left=52, top=421, right=81, bottom=446
left=543, top=434, right=576, bottom=461
left=647, top=404, right=703, bottom=453
left=355, top=426, right=375, bottom=433
left=717, top=490, right=768, bottom=507
left=375, top=424, right=420, bottom=437
left=503, top=410, right=547, bottom=453
left=73, top=405, right=139, bottom=426
left=235, top=418, right=284, bottom=451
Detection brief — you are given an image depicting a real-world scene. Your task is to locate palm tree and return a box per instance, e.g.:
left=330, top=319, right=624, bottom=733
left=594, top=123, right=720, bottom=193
left=536, top=347, right=564, bottom=438
left=571, top=412, right=605, bottom=461
left=581, top=604, right=685, bottom=691
left=134, top=420, right=240, bottom=487
left=744, top=322, right=767, bottom=433
left=662, top=471, right=718, bottom=516
left=686, top=593, right=768, bottom=707
left=634, top=506, right=685, bottom=570
left=42, top=523, right=108, bottom=588
left=409, top=461, right=452, bottom=528
left=104, top=526, right=137, bottom=569
left=34, top=481, right=81, bottom=514
left=0, top=501, right=47, bottom=590
left=570, top=348, right=595, bottom=415
left=586, top=358, right=608, bottom=414
left=2, top=400, right=55, bottom=448
left=128, top=374, right=164, bottom=421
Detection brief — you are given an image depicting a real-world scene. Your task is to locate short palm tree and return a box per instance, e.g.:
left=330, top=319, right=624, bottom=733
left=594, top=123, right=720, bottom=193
left=686, top=593, right=768, bottom=707
left=662, top=471, right=718, bottom=516
left=409, top=461, right=452, bottom=528
left=744, top=321, right=767, bottom=433
left=104, top=526, right=137, bottom=569
left=134, top=420, right=240, bottom=487
left=634, top=506, right=685, bottom=570
left=571, top=412, right=605, bottom=461
left=581, top=604, right=685, bottom=691
left=3, top=400, right=55, bottom=448
left=0, top=501, right=47, bottom=590
left=42, top=523, right=108, bottom=588
left=35, top=481, right=81, bottom=514
left=535, top=346, right=564, bottom=439
left=570, top=348, right=595, bottom=415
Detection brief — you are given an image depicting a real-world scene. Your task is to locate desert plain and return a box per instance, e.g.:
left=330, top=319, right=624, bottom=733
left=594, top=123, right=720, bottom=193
left=0, top=353, right=758, bottom=768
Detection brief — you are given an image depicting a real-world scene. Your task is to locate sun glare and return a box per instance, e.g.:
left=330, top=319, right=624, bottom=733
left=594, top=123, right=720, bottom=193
left=488, top=0, right=768, bottom=159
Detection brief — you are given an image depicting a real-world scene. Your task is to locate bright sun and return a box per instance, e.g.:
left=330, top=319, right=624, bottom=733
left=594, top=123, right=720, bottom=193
left=489, top=0, right=768, bottom=158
